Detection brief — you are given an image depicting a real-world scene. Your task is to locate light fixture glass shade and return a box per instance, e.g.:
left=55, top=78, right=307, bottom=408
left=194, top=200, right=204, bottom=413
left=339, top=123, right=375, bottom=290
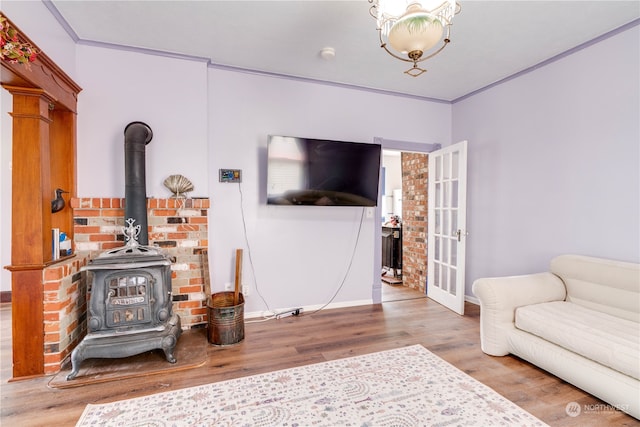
left=369, top=0, right=460, bottom=76
left=388, top=10, right=444, bottom=54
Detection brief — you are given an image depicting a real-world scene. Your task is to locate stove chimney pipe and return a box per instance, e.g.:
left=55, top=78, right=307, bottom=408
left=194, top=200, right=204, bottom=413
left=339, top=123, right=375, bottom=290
left=124, top=121, right=153, bottom=246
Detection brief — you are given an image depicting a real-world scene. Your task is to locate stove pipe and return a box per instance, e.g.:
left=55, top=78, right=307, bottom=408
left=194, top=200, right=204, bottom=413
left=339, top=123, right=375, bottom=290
left=124, top=121, right=153, bottom=246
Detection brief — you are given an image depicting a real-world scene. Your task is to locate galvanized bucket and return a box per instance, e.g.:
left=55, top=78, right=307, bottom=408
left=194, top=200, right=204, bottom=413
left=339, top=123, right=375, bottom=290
left=207, top=291, right=245, bottom=345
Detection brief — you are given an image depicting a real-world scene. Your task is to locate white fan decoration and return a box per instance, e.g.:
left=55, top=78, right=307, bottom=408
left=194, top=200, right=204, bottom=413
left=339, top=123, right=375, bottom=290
left=163, top=174, right=194, bottom=198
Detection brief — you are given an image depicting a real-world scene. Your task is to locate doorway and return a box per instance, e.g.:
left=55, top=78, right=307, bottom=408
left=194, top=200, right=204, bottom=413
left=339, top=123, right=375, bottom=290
left=373, top=138, right=442, bottom=305
left=375, top=139, right=469, bottom=313
left=378, top=146, right=432, bottom=303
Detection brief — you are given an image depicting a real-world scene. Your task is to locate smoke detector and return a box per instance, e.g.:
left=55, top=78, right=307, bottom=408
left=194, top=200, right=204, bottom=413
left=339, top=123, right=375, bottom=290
left=320, top=47, right=335, bottom=60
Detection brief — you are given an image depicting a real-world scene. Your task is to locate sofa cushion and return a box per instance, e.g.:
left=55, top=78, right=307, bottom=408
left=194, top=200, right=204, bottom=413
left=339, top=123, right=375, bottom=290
left=515, top=301, right=639, bottom=380
left=551, top=254, right=640, bottom=322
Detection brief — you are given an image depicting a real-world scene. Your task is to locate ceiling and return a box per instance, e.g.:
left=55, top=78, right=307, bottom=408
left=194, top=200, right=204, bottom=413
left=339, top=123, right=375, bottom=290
left=49, top=1, right=639, bottom=102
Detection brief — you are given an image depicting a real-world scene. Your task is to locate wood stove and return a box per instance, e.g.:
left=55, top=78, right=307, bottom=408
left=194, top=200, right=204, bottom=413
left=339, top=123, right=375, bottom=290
left=66, top=227, right=181, bottom=380
left=66, top=122, right=182, bottom=380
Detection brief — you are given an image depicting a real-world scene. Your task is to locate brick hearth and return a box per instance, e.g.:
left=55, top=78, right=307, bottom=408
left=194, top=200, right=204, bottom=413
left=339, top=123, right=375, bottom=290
left=40, top=197, right=209, bottom=374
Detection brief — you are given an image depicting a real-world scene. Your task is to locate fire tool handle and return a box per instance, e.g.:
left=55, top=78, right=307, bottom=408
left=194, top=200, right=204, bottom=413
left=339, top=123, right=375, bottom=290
left=234, top=249, right=243, bottom=305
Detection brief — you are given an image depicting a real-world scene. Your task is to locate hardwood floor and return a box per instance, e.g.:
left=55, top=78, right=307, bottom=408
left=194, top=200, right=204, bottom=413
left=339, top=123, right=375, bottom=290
left=1, top=286, right=638, bottom=427
left=381, top=281, right=427, bottom=302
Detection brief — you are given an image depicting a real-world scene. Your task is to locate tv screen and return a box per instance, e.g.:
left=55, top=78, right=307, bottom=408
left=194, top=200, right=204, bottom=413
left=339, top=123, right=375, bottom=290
left=267, top=136, right=381, bottom=206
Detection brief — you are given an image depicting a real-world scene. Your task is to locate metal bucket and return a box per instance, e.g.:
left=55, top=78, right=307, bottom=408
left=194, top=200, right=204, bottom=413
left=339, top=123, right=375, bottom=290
left=207, top=292, right=245, bottom=345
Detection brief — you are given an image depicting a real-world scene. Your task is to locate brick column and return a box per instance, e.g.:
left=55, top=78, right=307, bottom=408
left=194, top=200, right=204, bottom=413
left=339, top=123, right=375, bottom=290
left=401, top=153, right=428, bottom=292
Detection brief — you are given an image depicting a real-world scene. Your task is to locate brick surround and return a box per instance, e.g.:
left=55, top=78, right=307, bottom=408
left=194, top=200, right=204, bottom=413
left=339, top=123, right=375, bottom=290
left=42, top=256, right=88, bottom=374
left=41, top=197, right=209, bottom=374
left=401, top=153, right=429, bottom=293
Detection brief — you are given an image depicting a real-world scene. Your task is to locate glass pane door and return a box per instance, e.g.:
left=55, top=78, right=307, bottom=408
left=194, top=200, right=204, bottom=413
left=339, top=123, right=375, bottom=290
left=427, top=141, right=468, bottom=315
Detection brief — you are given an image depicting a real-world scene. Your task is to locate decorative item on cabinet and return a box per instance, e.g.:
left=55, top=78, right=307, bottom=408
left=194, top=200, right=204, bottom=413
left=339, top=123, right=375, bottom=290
left=51, top=188, right=68, bottom=213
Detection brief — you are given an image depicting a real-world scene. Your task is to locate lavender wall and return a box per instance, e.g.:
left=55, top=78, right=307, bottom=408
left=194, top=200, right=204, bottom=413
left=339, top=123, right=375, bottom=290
left=453, top=24, right=640, bottom=298
left=208, top=68, right=451, bottom=313
left=75, top=45, right=209, bottom=199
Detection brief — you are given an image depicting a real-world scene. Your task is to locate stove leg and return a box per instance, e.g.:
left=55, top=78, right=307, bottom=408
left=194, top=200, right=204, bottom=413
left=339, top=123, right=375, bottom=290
left=161, top=315, right=182, bottom=364
left=162, top=334, right=177, bottom=363
left=164, top=349, right=177, bottom=364
left=66, top=343, right=86, bottom=380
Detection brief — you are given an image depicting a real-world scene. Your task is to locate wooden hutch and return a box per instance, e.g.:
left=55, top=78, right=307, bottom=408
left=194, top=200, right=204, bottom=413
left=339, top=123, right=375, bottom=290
left=1, top=14, right=82, bottom=378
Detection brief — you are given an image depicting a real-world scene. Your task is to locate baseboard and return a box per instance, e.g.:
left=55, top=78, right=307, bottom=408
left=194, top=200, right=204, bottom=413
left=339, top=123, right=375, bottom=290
left=465, top=295, right=479, bottom=305
left=245, top=298, right=373, bottom=320
left=0, top=291, right=11, bottom=303
left=245, top=296, right=479, bottom=319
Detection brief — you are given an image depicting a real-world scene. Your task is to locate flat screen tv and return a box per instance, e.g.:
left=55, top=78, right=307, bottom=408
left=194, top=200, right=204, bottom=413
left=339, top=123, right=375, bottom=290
left=267, top=135, right=381, bottom=206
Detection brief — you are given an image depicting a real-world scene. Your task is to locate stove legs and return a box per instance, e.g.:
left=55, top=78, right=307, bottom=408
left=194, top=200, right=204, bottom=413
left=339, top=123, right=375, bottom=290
left=66, top=314, right=182, bottom=380
left=162, top=318, right=181, bottom=364
left=66, top=343, right=87, bottom=380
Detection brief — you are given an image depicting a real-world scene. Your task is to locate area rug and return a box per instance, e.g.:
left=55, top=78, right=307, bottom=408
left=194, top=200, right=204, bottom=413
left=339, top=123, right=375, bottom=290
left=76, top=344, right=547, bottom=427
left=51, top=329, right=207, bottom=389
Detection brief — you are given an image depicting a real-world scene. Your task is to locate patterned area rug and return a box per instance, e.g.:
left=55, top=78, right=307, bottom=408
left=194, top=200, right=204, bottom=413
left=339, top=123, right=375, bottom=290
left=76, top=344, right=547, bottom=426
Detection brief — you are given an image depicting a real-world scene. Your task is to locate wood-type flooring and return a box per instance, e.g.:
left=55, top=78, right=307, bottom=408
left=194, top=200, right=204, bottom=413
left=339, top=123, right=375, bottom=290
left=1, top=284, right=638, bottom=426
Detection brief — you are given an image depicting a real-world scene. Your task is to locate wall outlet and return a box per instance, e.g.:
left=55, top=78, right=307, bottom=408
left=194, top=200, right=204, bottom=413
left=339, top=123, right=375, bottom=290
left=223, top=282, right=250, bottom=297
left=219, top=169, right=242, bottom=183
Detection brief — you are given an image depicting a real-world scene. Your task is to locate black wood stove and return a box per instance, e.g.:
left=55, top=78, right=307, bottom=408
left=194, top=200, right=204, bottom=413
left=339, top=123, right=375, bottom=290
left=67, top=122, right=181, bottom=380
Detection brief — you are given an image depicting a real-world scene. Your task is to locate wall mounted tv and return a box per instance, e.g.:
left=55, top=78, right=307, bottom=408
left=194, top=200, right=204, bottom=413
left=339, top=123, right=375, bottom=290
left=267, top=135, right=381, bottom=207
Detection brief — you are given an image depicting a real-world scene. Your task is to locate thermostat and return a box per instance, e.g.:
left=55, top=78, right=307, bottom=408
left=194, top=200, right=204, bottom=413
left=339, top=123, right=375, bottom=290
left=219, top=169, right=242, bottom=183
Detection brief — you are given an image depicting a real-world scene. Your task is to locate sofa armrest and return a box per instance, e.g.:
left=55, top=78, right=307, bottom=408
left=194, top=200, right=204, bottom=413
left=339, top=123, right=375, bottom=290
left=472, top=272, right=566, bottom=356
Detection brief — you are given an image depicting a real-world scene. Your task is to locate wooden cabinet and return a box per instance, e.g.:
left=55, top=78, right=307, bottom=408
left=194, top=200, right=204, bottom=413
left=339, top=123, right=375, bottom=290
left=1, top=15, right=81, bottom=378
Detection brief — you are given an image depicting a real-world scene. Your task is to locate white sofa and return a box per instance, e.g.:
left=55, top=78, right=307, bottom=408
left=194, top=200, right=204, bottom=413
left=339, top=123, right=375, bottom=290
left=472, top=254, right=639, bottom=419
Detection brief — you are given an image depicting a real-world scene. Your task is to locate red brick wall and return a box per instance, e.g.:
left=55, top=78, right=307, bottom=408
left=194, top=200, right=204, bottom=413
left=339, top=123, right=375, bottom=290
left=40, top=197, right=210, bottom=374
left=72, top=197, right=210, bottom=327
left=401, top=153, right=428, bottom=292
left=42, top=257, right=89, bottom=374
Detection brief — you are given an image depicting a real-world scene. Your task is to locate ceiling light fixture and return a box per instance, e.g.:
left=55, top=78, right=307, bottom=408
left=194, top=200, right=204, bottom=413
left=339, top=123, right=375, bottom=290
left=369, top=0, right=461, bottom=77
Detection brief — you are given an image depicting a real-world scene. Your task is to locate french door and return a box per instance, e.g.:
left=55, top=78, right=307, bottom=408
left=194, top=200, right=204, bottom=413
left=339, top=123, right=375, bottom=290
left=427, top=141, right=468, bottom=315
